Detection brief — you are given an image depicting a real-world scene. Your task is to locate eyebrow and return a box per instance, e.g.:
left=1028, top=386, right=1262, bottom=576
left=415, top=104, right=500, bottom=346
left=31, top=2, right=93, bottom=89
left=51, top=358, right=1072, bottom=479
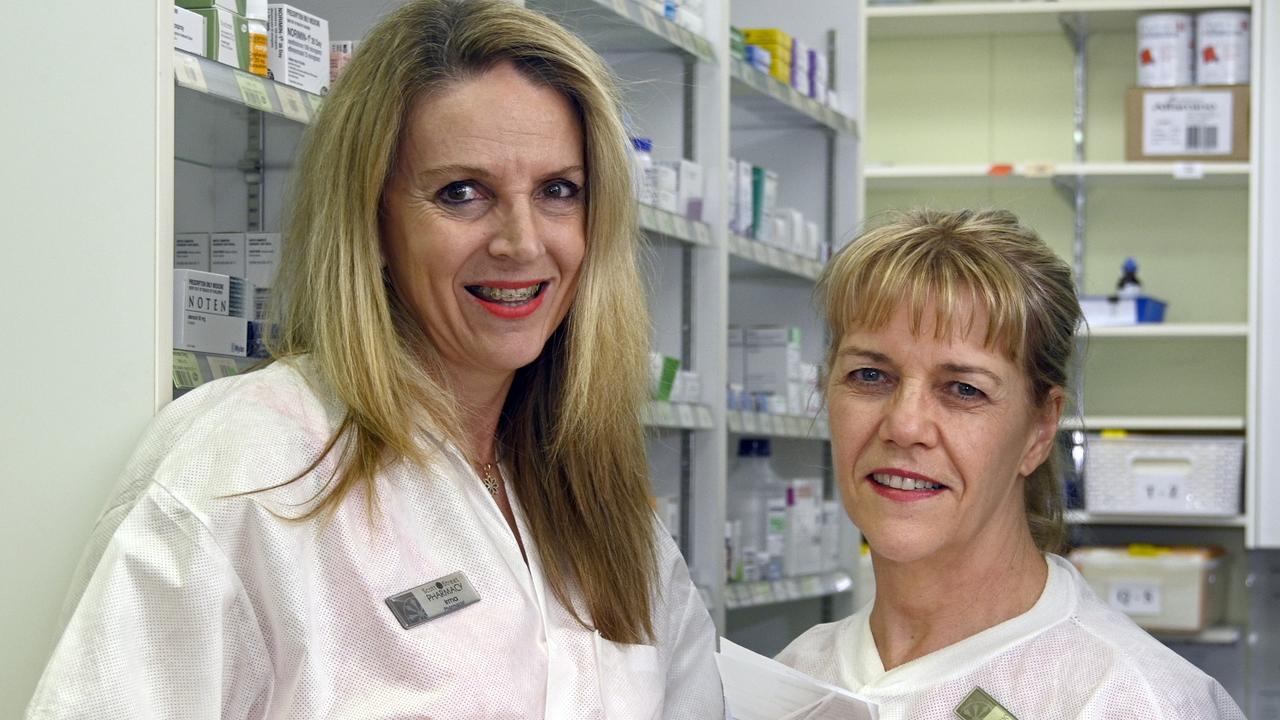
left=836, top=346, right=1005, bottom=387
left=415, top=164, right=586, bottom=184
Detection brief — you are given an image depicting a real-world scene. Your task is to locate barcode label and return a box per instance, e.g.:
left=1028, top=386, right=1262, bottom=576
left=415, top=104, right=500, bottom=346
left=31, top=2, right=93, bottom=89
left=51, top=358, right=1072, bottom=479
left=1185, top=125, right=1219, bottom=151
left=172, top=350, right=204, bottom=390
left=1143, top=91, right=1233, bottom=156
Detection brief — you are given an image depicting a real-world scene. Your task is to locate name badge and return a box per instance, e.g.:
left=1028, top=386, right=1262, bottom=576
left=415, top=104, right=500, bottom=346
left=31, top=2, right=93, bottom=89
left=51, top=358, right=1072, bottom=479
left=954, top=687, right=1019, bottom=720
left=385, top=571, right=481, bottom=630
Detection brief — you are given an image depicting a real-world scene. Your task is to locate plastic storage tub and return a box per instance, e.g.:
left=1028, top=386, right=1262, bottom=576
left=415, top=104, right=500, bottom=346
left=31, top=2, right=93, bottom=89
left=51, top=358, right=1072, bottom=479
left=1083, top=433, right=1243, bottom=516
left=1070, top=545, right=1226, bottom=633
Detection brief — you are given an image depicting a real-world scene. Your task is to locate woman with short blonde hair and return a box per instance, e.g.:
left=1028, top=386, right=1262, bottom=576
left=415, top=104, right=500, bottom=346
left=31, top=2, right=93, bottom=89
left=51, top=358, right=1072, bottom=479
left=28, top=1, right=723, bottom=717
left=778, top=208, right=1242, bottom=719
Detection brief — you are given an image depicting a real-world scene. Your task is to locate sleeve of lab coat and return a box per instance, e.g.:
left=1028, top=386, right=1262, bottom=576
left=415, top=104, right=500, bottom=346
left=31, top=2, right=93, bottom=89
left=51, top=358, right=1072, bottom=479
left=26, top=484, right=272, bottom=720
left=657, top=537, right=728, bottom=720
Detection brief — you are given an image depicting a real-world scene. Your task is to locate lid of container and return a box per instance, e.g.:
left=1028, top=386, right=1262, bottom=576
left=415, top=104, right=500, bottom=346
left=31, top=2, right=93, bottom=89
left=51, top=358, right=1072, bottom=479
left=245, top=0, right=267, bottom=20
left=736, top=438, right=771, bottom=456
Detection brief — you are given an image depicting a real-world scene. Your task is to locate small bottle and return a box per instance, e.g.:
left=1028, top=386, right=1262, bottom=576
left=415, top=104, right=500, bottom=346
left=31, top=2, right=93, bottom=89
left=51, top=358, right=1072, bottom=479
left=246, top=0, right=268, bottom=78
left=1116, top=257, right=1142, bottom=299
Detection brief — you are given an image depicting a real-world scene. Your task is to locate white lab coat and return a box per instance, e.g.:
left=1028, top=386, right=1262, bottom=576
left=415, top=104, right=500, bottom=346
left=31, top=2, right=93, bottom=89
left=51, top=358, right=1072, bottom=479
left=28, top=359, right=724, bottom=719
left=775, top=554, right=1243, bottom=720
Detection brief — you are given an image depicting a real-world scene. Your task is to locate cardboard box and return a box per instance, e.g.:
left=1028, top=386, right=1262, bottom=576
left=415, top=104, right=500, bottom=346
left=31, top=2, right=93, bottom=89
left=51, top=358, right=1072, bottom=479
left=175, top=232, right=210, bottom=272
left=1126, top=85, right=1249, bottom=161
left=174, top=311, right=250, bottom=357
left=245, top=232, right=281, bottom=288
left=659, top=159, right=704, bottom=220
left=173, top=269, right=252, bottom=356
left=173, top=7, right=206, bottom=54
left=210, top=232, right=246, bottom=278
left=751, top=166, right=779, bottom=243
left=177, top=0, right=248, bottom=14
left=745, top=325, right=801, bottom=396
left=193, top=8, right=249, bottom=70
left=728, top=325, right=745, bottom=387
left=734, top=159, right=754, bottom=237
left=268, top=4, right=330, bottom=95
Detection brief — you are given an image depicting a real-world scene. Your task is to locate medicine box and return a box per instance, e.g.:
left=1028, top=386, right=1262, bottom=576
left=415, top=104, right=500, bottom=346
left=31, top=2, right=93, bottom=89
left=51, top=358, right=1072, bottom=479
left=173, top=269, right=253, bottom=356
left=750, top=166, right=778, bottom=244
left=1125, top=85, right=1249, bottom=161
left=173, top=7, right=206, bottom=54
left=177, top=0, right=249, bottom=13
left=210, top=232, right=247, bottom=278
left=192, top=7, right=249, bottom=71
left=268, top=4, right=330, bottom=95
left=745, top=325, right=801, bottom=397
left=330, top=40, right=357, bottom=84
left=820, top=501, right=842, bottom=573
left=245, top=232, right=281, bottom=288
left=728, top=325, right=745, bottom=387
left=734, top=159, right=754, bottom=238
left=175, top=232, right=210, bottom=272
left=659, top=159, right=704, bottom=221
left=1070, top=545, right=1227, bottom=633
left=649, top=352, right=681, bottom=402
left=1083, top=433, right=1243, bottom=516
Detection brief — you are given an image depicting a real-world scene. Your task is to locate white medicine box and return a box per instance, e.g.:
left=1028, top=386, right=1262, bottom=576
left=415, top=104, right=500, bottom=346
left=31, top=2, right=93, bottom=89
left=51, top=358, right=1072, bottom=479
left=1070, top=545, right=1226, bottom=633
left=268, top=4, right=330, bottom=95
left=173, top=269, right=253, bottom=356
left=173, top=7, right=206, bottom=55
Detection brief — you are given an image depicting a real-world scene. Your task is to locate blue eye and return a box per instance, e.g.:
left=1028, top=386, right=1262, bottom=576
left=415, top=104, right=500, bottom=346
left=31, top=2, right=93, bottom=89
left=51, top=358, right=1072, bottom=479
left=438, top=182, right=480, bottom=204
left=953, top=382, right=983, bottom=399
left=852, top=368, right=884, bottom=383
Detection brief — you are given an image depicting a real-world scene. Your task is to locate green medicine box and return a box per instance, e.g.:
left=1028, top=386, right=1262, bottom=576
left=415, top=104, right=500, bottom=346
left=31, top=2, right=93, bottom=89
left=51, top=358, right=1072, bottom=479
left=193, top=7, right=249, bottom=72
left=176, top=0, right=249, bottom=15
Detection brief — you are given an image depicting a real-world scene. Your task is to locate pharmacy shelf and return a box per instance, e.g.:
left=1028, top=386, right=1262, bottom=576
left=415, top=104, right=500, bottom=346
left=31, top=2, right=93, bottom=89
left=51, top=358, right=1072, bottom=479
left=1083, top=323, right=1249, bottom=338
left=1154, top=625, right=1244, bottom=646
left=727, top=234, right=824, bottom=281
left=643, top=401, right=716, bottom=431
left=172, top=349, right=261, bottom=395
left=638, top=205, right=714, bottom=247
left=1066, top=510, right=1248, bottom=527
left=727, top=410, right=829, bottom=440
left=866, top=0, right=1251, bottom=37
left=724, top=571, right=853, bottom=609
left=534, top=0, right=715, bottom=61
left=729, top=59, right=859, bottom=137
left=865, top=162, right=1251, bottom=191
left=1061, top=415, right=1247, bottom=431
left=173, top=50, right=321, bottom=126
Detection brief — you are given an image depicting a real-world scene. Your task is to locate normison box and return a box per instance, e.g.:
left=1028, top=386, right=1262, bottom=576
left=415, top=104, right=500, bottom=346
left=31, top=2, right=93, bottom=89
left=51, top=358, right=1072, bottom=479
left=1070, top=545, right=1227, bottom=633
left=177, top=0, right=249, bottom=14
left=268, top=4, right=330, bottom=95
left=1084, top=433, right=1243, bottom=516
left=1126, top=85, right=1249, bottom=161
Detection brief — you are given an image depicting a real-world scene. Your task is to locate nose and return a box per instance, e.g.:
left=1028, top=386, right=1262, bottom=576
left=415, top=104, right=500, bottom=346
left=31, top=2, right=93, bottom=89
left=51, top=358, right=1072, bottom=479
left=878, top=381, right=939, bottom=449
left=489, top=197, right=544, bottom=263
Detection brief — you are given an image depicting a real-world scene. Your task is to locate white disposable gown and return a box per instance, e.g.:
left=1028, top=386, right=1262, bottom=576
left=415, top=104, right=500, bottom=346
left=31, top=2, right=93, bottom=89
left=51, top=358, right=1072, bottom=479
left=775, top=554, right=1243, bottom=720
left=28, top=359, right=724, bottom=719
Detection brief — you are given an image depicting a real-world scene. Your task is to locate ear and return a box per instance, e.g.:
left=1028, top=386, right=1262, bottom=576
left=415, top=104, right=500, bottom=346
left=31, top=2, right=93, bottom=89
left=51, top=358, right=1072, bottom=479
left=1018, top=387, right=1066, bottom=477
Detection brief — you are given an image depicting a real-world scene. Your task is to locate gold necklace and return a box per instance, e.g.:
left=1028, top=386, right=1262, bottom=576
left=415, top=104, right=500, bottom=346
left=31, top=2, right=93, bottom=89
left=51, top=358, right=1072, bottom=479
left=477, top=462, right=501, bottom=497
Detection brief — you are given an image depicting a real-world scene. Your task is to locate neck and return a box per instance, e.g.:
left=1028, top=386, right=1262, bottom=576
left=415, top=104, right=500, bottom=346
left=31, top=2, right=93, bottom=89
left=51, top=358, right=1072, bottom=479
left=442, top=364, right=515, bottom=465
left=867, top=524, right=1047, bottom=671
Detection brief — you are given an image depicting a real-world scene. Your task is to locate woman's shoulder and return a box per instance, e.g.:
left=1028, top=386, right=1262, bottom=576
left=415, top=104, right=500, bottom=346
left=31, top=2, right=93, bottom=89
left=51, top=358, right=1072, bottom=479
left=1043, top=557, right=1244, bottom=718
left=123, top=357, right=346, bottom=511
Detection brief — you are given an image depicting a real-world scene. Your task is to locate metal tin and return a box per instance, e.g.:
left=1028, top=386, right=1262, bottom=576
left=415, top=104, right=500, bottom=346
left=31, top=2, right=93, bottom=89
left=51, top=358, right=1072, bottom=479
left=1197, top=11, right=1251, bottom=85
left=1137, top=13, right=1194, bottom=87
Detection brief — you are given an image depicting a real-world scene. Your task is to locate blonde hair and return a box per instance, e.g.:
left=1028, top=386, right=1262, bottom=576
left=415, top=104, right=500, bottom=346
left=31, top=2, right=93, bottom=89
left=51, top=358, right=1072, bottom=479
left=268, top=0, right=656, bottom=643
left=818, top=208, right=1079, bottom=553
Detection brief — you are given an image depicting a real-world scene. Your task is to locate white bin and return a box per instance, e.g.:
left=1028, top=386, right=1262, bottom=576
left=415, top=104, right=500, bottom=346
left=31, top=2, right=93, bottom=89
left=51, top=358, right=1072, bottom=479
left=1070, top=545, right=1226, bottom=633
left=1083, top=434, right=1242, bottom=516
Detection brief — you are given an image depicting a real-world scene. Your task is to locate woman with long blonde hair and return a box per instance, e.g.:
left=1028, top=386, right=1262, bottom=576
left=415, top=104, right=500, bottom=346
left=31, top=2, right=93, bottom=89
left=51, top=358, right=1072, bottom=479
left=28, top=1, right=722, bottom=717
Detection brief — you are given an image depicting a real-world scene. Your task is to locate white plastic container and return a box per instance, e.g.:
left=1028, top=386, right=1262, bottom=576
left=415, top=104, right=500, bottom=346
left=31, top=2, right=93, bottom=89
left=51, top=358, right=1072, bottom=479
left=630, top=137, right=655, bottom=205
left=1137, top=13, right=1194, bottom=87
left=1083, top=433, right=1243, bottom=516
left=1070, top=545, right=1226, bottom=633
left=1197, top=11, right=1251, bottom=86
left=729, top=438, right=787, bottom=582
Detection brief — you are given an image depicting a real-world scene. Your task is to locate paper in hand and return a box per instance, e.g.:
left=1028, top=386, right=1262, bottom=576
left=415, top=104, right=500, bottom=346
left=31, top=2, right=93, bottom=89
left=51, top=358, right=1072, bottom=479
left=716, top=638, right=878, bottom=720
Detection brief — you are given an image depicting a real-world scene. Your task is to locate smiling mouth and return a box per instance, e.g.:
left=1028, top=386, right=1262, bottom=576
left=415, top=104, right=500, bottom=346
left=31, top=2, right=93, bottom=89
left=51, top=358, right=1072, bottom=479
left=465, top=282, right=547, bottom=306
left=869, top=472, right=945, bottom=492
